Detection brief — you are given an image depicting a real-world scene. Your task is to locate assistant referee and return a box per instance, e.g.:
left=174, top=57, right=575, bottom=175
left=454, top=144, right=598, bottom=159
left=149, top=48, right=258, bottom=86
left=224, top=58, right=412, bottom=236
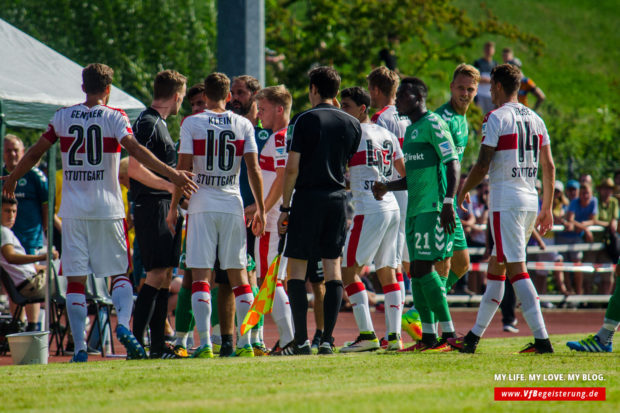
left=278, top=66, right=362, bottom=355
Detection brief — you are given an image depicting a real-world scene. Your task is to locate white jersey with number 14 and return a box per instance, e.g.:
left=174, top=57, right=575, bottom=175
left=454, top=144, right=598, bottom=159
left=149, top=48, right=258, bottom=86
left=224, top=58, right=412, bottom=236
left=179, top=109, right=257, bottom=216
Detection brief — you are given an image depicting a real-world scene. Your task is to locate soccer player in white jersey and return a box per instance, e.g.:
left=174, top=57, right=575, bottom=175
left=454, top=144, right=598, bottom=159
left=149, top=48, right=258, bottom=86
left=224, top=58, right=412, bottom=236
left=166, top=72, right=266, bottom=358
left=367, top=66, right=414, bottom=345
left=338, top=87, right=406, bottom=352
left=449, top=64, right=555, bottom=354
left=1, top=63, right=197, bottom=362
left=254, top=85, right=295, bottom=353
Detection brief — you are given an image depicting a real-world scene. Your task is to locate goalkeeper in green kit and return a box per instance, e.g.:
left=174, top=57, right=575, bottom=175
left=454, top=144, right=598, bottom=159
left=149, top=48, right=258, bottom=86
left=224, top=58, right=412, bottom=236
left=373, top=77, right=460, bottom=352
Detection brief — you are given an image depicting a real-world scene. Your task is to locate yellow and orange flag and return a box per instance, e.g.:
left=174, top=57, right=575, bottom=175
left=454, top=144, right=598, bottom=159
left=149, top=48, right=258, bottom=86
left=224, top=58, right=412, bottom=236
left=240, top=253, right=282, bottom=336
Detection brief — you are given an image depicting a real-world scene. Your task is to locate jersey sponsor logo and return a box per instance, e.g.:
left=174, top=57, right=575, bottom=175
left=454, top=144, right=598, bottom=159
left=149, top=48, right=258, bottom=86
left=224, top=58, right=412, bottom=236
left=405, top=152, right=424, bottom=162
left=257, top=129, right=270, bottom=141
left=275, top=146, right=286, bottom=155
left=17, top=178, right=27, bottom=186
left=409, top=129, right=418, bottom=140
left=438, top=141, right=454, bottom=157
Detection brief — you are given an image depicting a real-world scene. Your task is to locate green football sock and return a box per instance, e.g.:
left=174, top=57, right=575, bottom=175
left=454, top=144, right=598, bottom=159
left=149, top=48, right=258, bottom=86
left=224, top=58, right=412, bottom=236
left=446, top=270, right=461, bottom=291
left=174, top=286, right=195, bottom=333
left=605, top=276, right=620, bottom=323
left=210, top=286, right=219, bottom=327
left=411, top=277, right=434, bottom=326
left=419, top=271, right=452, bottom=323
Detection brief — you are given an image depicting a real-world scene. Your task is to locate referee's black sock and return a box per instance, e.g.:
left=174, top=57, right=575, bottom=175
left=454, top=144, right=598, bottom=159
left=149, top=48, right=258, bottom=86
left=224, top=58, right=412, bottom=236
left=321, top=280, right=343, bottom=344
left=148, top=288, right=169, bottom=355
left=132, top=284, right=158, bottom=347
left=287, top=279, right=308, bottom=346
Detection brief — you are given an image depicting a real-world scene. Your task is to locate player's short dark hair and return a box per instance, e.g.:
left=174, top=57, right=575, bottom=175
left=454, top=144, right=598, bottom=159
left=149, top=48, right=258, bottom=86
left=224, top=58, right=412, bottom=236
left=187, top=83, right=206, bottom=100
left=153, top=70, right=187, bottom=100
left=2, top=196, right=17, bottom=206
left=204, top=72, right=231, bottom=102
left=340, top=87, right=370, bottom=113
left=308, top=66, right=341, bottom=99
left=491, top=64, right=522, bottom=96
left=400, top=77, right=428, bottom=100
left=82, top=63, right=114, bottom=94
left=367, top=66, right=399, bottom=98
left=232, top=75, right=261, bottom=94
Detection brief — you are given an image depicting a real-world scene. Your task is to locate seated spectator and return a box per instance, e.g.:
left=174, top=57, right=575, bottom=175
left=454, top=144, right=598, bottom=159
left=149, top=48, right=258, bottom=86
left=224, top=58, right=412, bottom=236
left=0, top=196, right=58, bottom=331
left=565, top=179, right=579, bottom=201
left=561, top=183, right=598, bottom=295
left=592, top=178, right=618, bottom=294
left=613, top=170, right=620, bottom=203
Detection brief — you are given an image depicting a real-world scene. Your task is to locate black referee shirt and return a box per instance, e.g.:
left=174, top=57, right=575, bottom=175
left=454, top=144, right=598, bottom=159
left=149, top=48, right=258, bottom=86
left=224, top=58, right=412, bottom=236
left=289, top=103, right=361, bottom=192
left=129, top=107, right=176, bottom=201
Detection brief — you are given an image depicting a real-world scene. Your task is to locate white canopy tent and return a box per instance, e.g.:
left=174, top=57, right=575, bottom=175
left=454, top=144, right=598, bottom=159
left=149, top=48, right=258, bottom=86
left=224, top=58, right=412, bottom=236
left=0, top=17, right=145, bottom=129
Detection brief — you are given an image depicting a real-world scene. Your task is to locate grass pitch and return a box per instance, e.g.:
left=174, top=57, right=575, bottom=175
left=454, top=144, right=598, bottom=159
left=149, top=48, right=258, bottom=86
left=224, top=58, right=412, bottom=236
left=1, top=334, right=617, bottom=413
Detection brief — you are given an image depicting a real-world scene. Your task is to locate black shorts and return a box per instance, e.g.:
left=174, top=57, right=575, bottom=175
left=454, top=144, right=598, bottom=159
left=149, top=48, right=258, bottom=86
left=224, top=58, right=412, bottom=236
left=246, top=226, right=256, bottom=260
left=213, top=253, right=229, bottom=285
left=305, top=259, right=324, bottom=284
left=284, top=189, right=347, bottom=260
left=134, top=197, right=183, bottom=272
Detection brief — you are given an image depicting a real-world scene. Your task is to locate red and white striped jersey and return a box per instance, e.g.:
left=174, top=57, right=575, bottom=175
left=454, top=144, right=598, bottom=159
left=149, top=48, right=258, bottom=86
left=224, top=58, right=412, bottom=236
left=179, top=109, right=257, bottom=215
left=42, top=104, right=132, bottom=219
left=481, top=102, right=550, bottom=212
left=348, top=123, right=402, bottom=214
left=259, top=127, right=288, bottom=232
left=371, top=105, right=410, bottom=148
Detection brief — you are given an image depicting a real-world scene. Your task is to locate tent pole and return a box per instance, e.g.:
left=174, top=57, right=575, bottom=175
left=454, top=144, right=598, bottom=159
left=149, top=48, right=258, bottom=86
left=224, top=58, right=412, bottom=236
left=0, top=100, right=4, bottom=264
left=45, top=139, right=56, bottom=333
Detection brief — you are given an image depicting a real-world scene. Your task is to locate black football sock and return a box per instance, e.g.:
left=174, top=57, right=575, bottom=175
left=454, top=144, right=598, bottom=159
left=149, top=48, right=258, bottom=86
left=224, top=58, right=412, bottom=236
left=148, top=288, right=169, bottom=354
left=287, top=279, right=308, bottom=345
left=321, top=280, right=343, bottom=344
left=132, top=284, right=158, bottom=347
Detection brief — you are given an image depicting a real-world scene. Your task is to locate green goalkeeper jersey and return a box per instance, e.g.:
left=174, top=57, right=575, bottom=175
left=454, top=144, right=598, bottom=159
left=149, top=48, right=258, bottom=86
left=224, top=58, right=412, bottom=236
left=435, top=101, right=468, bottom=162
left=403, top=111, right=457, bottom=218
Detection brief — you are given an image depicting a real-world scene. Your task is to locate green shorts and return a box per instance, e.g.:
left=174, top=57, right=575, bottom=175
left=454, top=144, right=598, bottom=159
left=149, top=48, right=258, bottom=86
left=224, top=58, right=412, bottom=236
left=406, top=211, right=455, bottom=262
left=179, top=231, right=188, bottom=271
left=452, top=213, right=468, bottom=251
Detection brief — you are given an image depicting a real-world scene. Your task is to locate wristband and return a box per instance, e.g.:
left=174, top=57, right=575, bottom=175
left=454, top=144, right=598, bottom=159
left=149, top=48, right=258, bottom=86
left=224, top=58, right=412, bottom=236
left=279, top=205, right=291, bottom=213
left=443, top=197, right=454, bottom=205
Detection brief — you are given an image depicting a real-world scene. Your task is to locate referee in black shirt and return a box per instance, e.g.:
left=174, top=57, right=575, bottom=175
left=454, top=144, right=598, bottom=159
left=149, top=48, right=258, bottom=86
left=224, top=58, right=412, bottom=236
left=278, top=66, right=362, bottom=355
left=129, top=70, right=191, bottom=358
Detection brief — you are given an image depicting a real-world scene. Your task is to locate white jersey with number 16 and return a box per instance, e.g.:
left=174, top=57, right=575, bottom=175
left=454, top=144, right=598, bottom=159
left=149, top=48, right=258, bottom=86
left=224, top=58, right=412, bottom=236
left=482, top=102, right=550, bottom=212
left=179, top=109, right=257, bottom=216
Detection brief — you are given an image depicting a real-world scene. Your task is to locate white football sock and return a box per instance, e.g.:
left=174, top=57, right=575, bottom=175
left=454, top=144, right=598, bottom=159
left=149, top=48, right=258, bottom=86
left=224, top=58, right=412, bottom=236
left=512, top=274, right=548, bottom=339
left=471, top=275, right=505, bottom=337
left=272, top=283, right=294, bottom=345
left=66, top=282, right=87, bottom=354
left=383, top=284, right=402, bottom=336
left=345, top=282, right=374, bottom=334
left=111, top=276, right=133, bottom=329
left=233, top=284, right=254, bottom=347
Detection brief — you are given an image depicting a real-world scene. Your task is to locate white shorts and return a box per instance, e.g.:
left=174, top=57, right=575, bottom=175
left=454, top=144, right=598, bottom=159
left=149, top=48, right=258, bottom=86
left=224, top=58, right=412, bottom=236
left=490, top=210, right=536, bottom=263
left=186, top=211, right=247, bottom=270
left=394, top=191, right=409, bottom=264
left=343, top=209, right=399, bottom=269
left=255, top=231, right=280, bottom=280
left=61, top=218, right=129, bottom=278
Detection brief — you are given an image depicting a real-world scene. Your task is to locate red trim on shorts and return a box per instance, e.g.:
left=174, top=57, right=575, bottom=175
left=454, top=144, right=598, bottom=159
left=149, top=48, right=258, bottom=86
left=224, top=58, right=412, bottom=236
left=396, top=273, right=404, bottom=282
left=487, top=273, right=507, bottom=282
left=345, top=282, right=365, bottom=296
left=259, top=232, right=271, bottom=279
left=510, top=272, right=530, bottom=283
left=347, top=215, right=364, bottom=266
left=492, top=211, right=506, bottom=263
left=276, top=282, right=284, bottom=288
left=67, top=282, right=85, bottom=295
left=233, top=284, right=252, bottom=297
left=192, top=281, right=210, bottom=294
left=383, top=283, right=401, bottom=294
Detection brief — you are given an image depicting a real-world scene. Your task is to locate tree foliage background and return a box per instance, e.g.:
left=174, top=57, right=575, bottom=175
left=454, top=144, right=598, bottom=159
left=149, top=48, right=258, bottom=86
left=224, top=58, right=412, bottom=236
left=2, top=0, right=618, bottom=180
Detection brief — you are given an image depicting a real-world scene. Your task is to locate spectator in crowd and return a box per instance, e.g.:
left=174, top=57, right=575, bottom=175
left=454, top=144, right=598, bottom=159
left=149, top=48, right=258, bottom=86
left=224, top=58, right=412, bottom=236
left=565, top=179, right=579, bottom=201
left=562, top=183, right=598, bottom=295
left=613, top=170, right=620, bottom=202
left=501, top=47, right=523, bottom=68
left=580, top=174, right=593, bottom=187
left=473, top=41, right=498, bottom=114
left=545, top=180, right=571, bottom=296
left=1, top=196, right=58, bottom=331
left=592, top=178, right=618, bottom=294
left=2, top=135, right=48, bottom=255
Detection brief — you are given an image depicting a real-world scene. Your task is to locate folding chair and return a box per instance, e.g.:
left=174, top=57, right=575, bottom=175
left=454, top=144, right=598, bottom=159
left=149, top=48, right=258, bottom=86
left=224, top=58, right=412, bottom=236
left=48, top=264, right=68, bottom=356
left=0, top=269, right=44, bottom=355
left=85, top=275, right=116, bottom=356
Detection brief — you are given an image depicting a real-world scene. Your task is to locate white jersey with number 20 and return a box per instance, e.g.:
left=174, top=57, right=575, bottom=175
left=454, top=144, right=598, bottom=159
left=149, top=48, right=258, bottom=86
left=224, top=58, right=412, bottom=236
left=179, top=109, right=257, bottom=216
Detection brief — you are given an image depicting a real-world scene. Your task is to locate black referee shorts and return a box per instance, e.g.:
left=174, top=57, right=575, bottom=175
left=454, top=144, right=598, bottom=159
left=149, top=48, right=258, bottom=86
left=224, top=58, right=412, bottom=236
left=305, top=259, right=324, bottom=284
left=134, top=197, right=183, bottom=272
left=284, top=189, right=347, bottom=260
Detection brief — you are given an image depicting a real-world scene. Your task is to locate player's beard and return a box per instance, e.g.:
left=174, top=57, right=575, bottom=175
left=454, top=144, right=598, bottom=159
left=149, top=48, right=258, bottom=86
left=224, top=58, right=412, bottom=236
left=230, top=99, right=251, bottom=116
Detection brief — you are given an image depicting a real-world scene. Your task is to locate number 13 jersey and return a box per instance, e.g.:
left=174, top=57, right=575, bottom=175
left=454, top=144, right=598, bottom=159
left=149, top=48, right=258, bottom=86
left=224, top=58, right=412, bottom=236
left=42, top=104, right=132, bottom=220
left=482, top=102, right=550, bottom=212
left=179, top=109, right=257, bottom=215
